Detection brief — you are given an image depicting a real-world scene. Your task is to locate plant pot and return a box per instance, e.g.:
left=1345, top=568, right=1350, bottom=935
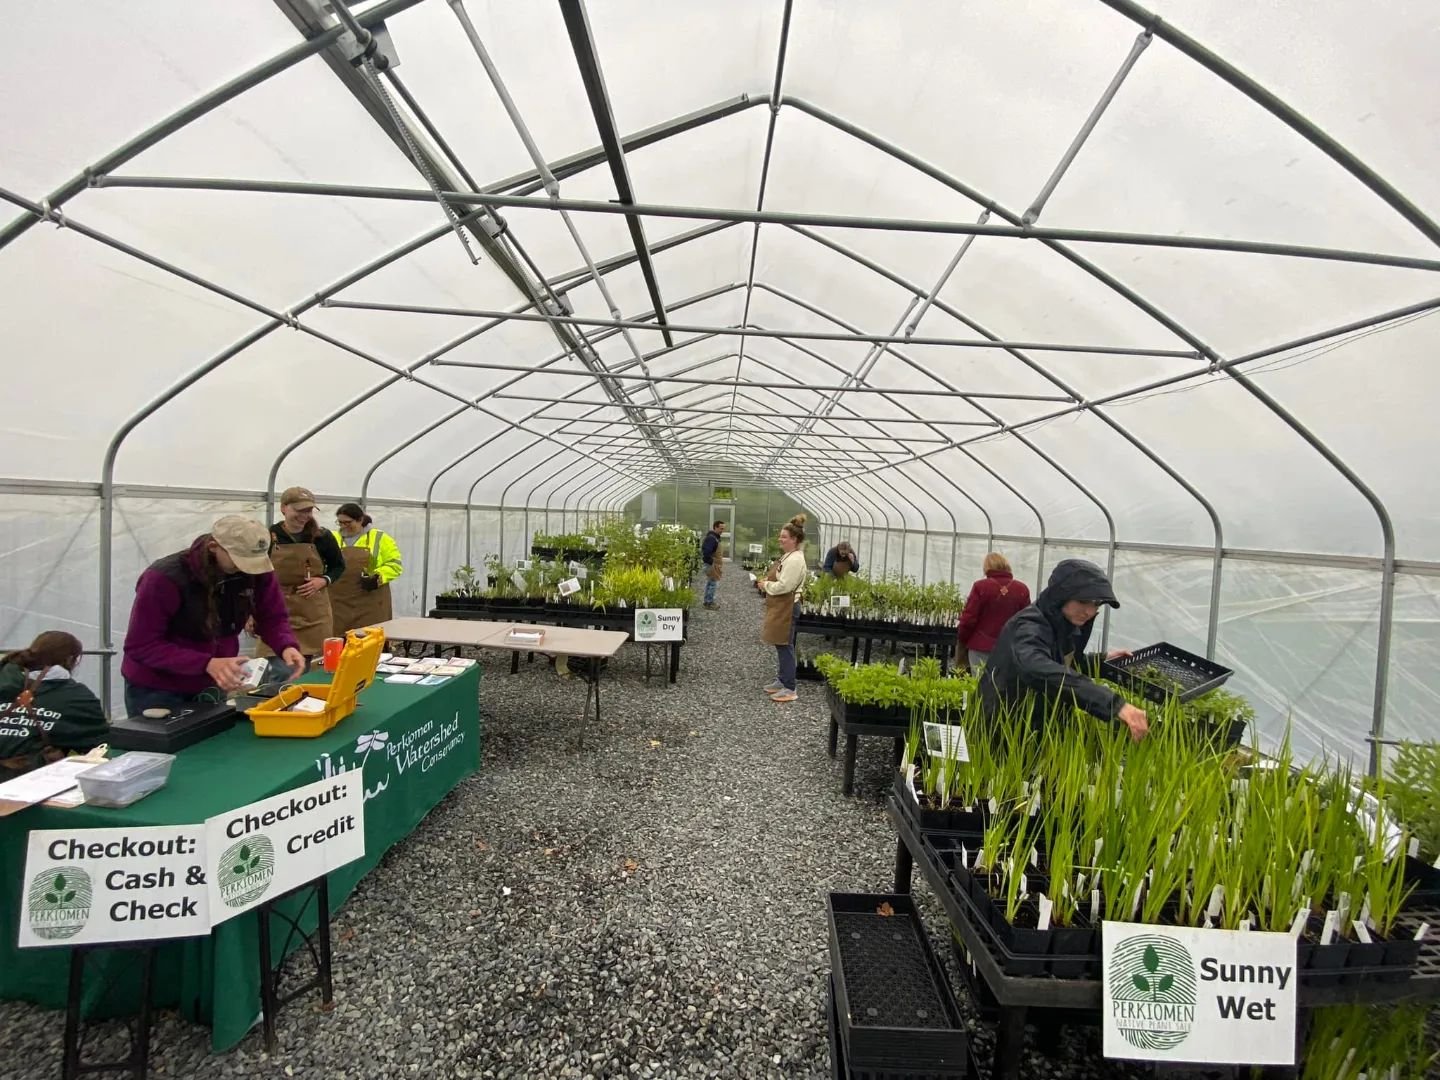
left=1298, top=925, right=1348, bottom=989
left=1379, top=932, right=1422, bottom=984
left=1403, top=855, right=1440, bottom=905
left=1341, top=938, right=1388, bottom=986
left=894, top=769, right=988, bottom=836
left=996, top=900, right=1050, bottom=977
left=1049, top=918, right=1098, bottom=980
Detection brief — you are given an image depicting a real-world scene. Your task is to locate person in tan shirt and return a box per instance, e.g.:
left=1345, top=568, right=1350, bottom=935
left=755, top=514, right=809, bottom=703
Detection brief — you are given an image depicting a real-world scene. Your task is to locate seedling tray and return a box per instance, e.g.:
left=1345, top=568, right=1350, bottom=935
left=826, top=892, right=969, bottom=1074
left=1100, top=641, right=1232, bottom=703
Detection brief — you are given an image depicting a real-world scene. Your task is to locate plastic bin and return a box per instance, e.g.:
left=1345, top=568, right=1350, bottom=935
left=247, top=626, right=386, bottom=737
left=1100, top=640, right=1232, bottom=703
left=78, top=752, right=176, bottom=808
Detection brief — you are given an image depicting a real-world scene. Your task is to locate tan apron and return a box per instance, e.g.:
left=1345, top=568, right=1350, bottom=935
left=760, top=555, right=799, bottom=646
left=706, top=541, right=724, bottom=581
left=257, top=540, right=333, bottom=657
left=330, top=535, right=393, bottom=634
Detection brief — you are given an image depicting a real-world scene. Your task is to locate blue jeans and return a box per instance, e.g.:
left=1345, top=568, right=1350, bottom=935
left=703, top=574, right=718, bottom=604
left=775, top=609, right=798, bottom=690
left=123, top=681, right=215, bottom=717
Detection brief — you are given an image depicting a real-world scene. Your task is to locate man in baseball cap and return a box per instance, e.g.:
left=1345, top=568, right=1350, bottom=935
left=267, top=485, right=346, bottom=657
left=121, top=516, right=304, bottom=715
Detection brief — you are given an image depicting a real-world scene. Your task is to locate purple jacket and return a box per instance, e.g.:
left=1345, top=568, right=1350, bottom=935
left=121, top=537, right=298, bottom=694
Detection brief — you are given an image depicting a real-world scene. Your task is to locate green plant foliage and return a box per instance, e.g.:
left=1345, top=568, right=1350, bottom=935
left=1381, top=740, right=1440, bottom=860
left=803, top=573, right=964, bottom=627
left=1300, top=1003, right=1436, bottom=1079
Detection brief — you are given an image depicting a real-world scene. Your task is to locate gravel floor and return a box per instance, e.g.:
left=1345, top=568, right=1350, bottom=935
left=0, top=572, right=1364, bottom=1079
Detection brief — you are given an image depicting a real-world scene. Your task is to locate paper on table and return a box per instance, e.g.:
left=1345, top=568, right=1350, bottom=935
left=430, top=665, right=468, bottom=677
left=383, top=673, right=424, bottom=684
left=376, top=665, right=411, bottom=675
left=418, top=675, right=451, bottom=686
left=0, top=758, right=103, bottom=816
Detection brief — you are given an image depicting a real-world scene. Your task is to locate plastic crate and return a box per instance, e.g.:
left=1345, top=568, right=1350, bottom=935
left=247, top=626, right=385, bottom=737
left=826, top=892, right=969, bottom=1075
left=1100, top=641, right=1232, bottom=704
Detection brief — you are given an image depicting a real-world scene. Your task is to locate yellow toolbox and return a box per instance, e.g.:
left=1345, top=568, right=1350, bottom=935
left=247, top=627, right=386, bottom=737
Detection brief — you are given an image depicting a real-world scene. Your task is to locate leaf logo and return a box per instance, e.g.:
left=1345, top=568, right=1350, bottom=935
left=637, top=610, right=657, bottom=639
left=217, top=833, right=276, bottom=908
left=27, top=866, right=92, bottom=940
left=1110, top=934, right=1197, bottom=1051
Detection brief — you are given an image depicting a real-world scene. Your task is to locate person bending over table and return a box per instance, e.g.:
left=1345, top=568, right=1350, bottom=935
left=756, top=514, right=808, bottom=704
left=822, top=540, right=859, bottom=578
left=978, top=558, right=1148, bottom=742
left=0, top=631, right=107, bottom=774
left=122, top=515, right=304, bottom=716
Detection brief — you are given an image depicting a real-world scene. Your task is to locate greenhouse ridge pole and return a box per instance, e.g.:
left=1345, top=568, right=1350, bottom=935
left=98, top=175, right=1440, bottom=273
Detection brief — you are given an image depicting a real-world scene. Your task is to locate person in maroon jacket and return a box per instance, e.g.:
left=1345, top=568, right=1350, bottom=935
left=956, top=553, right=1031, bottom=671
left=121, top=516, right=305, bottom=716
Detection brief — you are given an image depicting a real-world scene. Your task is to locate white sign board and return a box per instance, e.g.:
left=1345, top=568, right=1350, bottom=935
left=516, top=558, right=533, bottom=570
left=19, top=825, right=209, bottom=946
left=923, top=722, right=968, bottom=763
left=568, top=561, right=587, bottom=580
left=1102, top=922, right=1297, bottom=1066
left=633, top=608, right=684, bottom=642
left=582, top=536, right=597, bottom=546
left=205, top=776, right=365, bottom=925
left=510, top=570, right=527, bottom=592
left=748, top=543, right=763, bottom=554
left=558, top=577, right=581, bottom=597
left=832, top=594, right=851, bottom=609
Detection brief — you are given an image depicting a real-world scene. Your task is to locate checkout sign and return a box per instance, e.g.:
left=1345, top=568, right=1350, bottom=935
left=17, top=777, right=365, bottom=946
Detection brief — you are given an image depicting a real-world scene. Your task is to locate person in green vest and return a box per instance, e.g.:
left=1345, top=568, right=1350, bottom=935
left=0, top=631, right=108, bottom=774
left=330, top=502, right=405, bottom=634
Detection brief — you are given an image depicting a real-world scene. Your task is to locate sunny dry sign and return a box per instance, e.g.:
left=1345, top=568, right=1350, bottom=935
left=18, top=825, right=209, bottom=947
left=205, top=776, right=365, bottom=925
left=1102, top=922, right=1297, bottom=1066
left=633, top=608, right=683, bottom=642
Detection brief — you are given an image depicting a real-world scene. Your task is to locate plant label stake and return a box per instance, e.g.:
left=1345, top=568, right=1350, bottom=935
left=558, top=578, right=581, bottom=598
left=1414, top=922, right=1430, bottom=941
left=1037, top=894, right=1053, bottom=931
left=1320, top=910, right=1340, bottom=945
left=1289, top=906, right=1308, bottom=938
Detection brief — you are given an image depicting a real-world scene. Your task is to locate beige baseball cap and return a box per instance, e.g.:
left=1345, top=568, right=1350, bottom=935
left=211, top=515, right=273, bottom=574
left=279, top=486, right=317, bottom=510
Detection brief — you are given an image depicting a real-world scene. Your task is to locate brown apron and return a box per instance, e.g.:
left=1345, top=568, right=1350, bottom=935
left=329, top=536, right=393, bottom=634
left=760, top=554, right=800, bottom=646
left=257, top=540, right=333, bottom=657
left=706, top=545, right=724, bottom=581
left=833, top=557, right=852, bottom=578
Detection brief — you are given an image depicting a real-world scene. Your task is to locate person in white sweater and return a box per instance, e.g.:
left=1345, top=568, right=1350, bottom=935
left=755, top=514, right=809, bottom=703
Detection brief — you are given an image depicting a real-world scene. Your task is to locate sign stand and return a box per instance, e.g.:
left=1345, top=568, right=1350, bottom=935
left=62, top=942, right=159, bottom=1080
left=576, top=657, right=602, bottom=748
left=255, top=877, right=334, bottom=1054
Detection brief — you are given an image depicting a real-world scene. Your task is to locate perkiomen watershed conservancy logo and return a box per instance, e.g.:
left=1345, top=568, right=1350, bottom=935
left=27, top=866, right=93, bottom=940
left=636, top=610, right=657, bottom=639
left=1111, top=935, right=1198, bottom=1051
left=218, top=833, right=276, bottom=909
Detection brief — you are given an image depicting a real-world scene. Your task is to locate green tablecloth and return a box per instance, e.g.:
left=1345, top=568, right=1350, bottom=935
left=0, top=667, right=481, bottom=1050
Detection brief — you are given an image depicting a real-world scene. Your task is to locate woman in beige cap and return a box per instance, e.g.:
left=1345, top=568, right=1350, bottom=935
left=122, top=516, right=304, bottom=715
left=263, top=487, right=347, bottom=659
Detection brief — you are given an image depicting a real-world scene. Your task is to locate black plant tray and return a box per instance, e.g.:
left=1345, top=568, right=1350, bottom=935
left=827, top=973, right=974, bottom=1080
left=826, top=892, right=969, bottom=1075
left=894, top=770, right=988, bottom=836
left=1100, top=641, right=1232, bottom=703
left=1405, top=856, right=1440, bottom=904
left=796, top=660, right=826, bottom=683
left=826, top=685, right=909, bottom=728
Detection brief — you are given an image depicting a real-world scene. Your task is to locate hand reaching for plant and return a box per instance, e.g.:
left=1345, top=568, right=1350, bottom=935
left=1118, top=702, right=1149, bottom=742
left=1106, top=648, right=1132, bottom=661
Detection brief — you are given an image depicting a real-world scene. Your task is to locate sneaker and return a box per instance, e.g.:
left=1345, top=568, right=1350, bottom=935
left=770, top=690, right=798, bottom=703
left=762, top=680, right=784, bottom=693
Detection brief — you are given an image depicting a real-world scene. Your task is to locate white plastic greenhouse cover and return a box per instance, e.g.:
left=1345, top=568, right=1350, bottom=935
left=1, top=0, right=1437, bottom=768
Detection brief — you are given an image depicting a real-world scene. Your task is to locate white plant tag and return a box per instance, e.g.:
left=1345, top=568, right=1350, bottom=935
left=1289, top=906, right=1308, bottom=937
left=663, top=576, right=675, bottom=591
left=1029, top=791, right=1042, bottom=816
left=988, top=797, right=998, bottom=816
left=1203, top=916, right=1214, bottom=930
left=1207, top=884, right=1225, bottom=919
left=1433, top=853, right=1440, bottom=869
left=1037, top=894, right=1053, bottom=931
left=1020, top=873, right=1029, bottom=897
left=1320, top=909, right=1340, bottom=945
left=511, top=570, right=527, bottom=592
left=1239, top=918, right=1252, bottom=932
left=1094, top=838, right=1104, bottom=864
left=1130, top=881, right=1144, bottom=919
left=960, top=843, right=969, bottom=868
left=924, top=722, right=968, bottom=763
left=1076, top=873, right=1087, bottom=894
left=1030, top=845, right=1039, bottom=868
left=975, top=848, right=985, bottom=871
left=1408, top=836, right=1420, bottom=858
left=1337, top=892, right=1352, bottom=925
left=557, top=577, right=581, bottom=597
left=1353, top=854, right=1366, bottom=873
left=1353, top=920, right=1373, bottom=944
left=1359, top=893, right=1373, bottom=929
left=1414, top=922, right=1430, bottom=941
left=1090, top=889, right=1100, bottom=923
left=833, top=594, right=850, bottom=609
left=516, top=558, right=532, bottom=570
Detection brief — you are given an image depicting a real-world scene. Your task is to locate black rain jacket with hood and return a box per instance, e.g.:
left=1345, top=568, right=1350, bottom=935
left=978, top=559, right=1125, bottom=731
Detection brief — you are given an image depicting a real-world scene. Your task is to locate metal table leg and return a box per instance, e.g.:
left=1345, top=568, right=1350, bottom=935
left=993, top=1006, right=1029, bottom=1080
left=841, top=733, right=859, bottom=796
left=669, top=641, right=680, bottom=683
left=827, top=717, right=839, bottom=758
left=893, top=834, right=913, bottom=894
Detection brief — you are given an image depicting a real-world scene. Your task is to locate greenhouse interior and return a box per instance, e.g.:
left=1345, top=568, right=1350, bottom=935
left=1, top=1, right=1438, bottom=1078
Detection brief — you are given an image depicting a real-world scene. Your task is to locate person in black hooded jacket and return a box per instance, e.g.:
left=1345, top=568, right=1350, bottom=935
left=978, top=559, right=1149, bottom=742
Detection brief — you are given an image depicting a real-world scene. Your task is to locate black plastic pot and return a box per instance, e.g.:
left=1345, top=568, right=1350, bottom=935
left=1404, top=855, right=1440, bottom=904
left=1380, top=933, right=1422, bottom=984
left=893, top=769, right=988, bottom=836
left=1049, top=919, right=1098, bottom=980
left=826, top=685, right=909, bottom=727
left=826, top=892, right=970, bottom=1075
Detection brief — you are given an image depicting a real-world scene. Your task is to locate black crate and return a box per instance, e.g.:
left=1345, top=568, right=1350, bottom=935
left=1101, top=641, right=1232, bottom=704
left=826, top=893, right=969, bottom=1075
left=827, top=974, right=973, bottom=1080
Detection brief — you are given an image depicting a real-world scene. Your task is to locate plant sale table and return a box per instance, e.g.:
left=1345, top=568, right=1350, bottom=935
left=883, top=797, right=1440, bottom=1080
left=0, top=668, right=480, bottom=1052
left=793, top=613, right=956, bottom=672
left=384, top=617, right=628, bottom=746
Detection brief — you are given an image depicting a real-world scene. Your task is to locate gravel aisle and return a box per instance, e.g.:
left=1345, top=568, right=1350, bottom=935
left=1, top=572, right=1155, bottom=1080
